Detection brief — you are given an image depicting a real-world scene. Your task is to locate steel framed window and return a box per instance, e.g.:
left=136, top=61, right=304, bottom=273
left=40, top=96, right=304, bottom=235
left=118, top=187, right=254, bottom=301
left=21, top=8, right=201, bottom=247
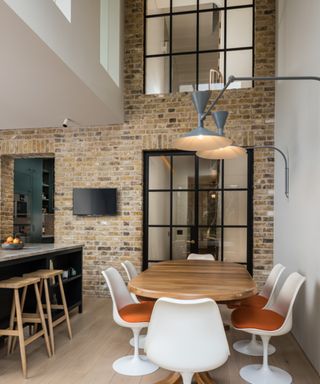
left=143, top=150, right=254, bottom=274
left=144, top=0, right=255, bottom=94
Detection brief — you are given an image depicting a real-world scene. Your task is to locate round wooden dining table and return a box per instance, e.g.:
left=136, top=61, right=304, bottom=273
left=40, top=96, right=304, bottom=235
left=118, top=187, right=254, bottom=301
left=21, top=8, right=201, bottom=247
left=128, top=260, right=257, bottom=384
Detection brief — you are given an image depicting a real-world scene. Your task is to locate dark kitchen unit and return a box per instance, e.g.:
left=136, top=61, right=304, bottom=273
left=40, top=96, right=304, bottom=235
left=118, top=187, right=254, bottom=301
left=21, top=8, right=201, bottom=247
left=14, top=158, right=55, bottom=243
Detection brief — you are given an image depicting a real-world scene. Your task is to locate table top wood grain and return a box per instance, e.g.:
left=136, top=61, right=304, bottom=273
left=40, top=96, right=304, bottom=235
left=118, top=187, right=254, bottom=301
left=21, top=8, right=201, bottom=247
left=128, top=260, right=257, bottom=302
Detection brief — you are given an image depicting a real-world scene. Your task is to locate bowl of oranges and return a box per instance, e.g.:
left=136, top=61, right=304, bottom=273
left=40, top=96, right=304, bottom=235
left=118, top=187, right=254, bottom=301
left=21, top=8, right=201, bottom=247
left=2, top=236, right=24, bottom=250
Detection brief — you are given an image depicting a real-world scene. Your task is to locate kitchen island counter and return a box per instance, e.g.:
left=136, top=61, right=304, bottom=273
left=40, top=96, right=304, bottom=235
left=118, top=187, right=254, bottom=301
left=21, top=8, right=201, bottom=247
left=0, top=243, right=83, bottom=263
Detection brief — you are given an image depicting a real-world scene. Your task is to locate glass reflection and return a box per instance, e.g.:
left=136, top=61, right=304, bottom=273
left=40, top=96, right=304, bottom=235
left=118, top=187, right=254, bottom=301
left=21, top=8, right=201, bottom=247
left=199, top=191, right=221, bottom=226
left=172, top=227, right=191, bottom=260
left=148, top=227, right=170, bottom=261
left=198, top=227, right=221, bottom=260
left=223, top=228, right=247, bottom=262
left=148, top=192, right=170, bottom=225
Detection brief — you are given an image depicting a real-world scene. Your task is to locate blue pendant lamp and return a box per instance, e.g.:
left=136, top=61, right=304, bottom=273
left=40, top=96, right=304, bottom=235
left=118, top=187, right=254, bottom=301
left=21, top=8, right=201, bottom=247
left=173, top=91, right=232, bottom=151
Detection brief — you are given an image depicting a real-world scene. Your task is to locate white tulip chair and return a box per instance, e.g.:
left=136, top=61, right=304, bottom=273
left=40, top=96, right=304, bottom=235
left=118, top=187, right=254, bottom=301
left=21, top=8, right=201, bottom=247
left=232, top=272, right=306, bottom=384
left=122, top=260, right=138, bottom=281
left=102, top=267, right=158, bottom=376
left=145, top=297, right=230, bottom=384
left=233, top=263, right=285, bottom=356
left=187, top=253, right=215, bottom=260
left=121, top=260, right=147, bottom=349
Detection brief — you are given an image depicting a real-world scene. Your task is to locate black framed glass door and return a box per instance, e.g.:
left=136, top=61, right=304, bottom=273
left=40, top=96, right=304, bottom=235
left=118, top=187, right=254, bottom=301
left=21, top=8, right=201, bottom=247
left=143, top=150, right=253, bottom=273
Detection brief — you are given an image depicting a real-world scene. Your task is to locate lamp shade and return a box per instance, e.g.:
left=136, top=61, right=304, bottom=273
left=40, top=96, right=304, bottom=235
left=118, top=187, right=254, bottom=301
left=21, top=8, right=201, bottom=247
left=173, top=127, right=232, bottom=151
left=196, top=145, right=246, bottom=159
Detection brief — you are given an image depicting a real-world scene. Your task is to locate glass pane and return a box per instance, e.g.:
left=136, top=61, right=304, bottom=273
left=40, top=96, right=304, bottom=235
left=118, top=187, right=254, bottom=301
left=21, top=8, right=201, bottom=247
left=149, top=156, right=171, bottom=189
left=149, top=192, right=170, bottom=225
left=224, top=155, right=247, bottom=188
left=226, top=49, right=253, bottom=88
left=199, top=227, right=221, bottom=260
left=173, top=0, right=196, bottom=12
left=224, top=191, right=247, bottom=225
left=172, top=227, right=191, bottom=260
left=198, top=52, right=224, bottom=91
left=223, top=228, right=247, bottom=263
left=145, top=56, right=170, bottom=94
left=148, top=227, right=170, bottom=261
left=199, top=191, right=221, bottom=226
left=172, top=191, right=195, bottom=225
left=226, top=8, right=253, bottom=48
left=147, top=0, right=170, bottom=15
left=199, top=1, right=222, bottom=10
left=199, top=11, right=224, bottom=51
left=172, top=54, right=196, bottom=92
left=172, top=14, right=197, bottom=53
left=227, top=0, right=253, bottom=6
left=146, top=17, right=170, bottom=55
left=172, top=156, right=195, bottom=189
left=199, top=158, right=221, bottom=188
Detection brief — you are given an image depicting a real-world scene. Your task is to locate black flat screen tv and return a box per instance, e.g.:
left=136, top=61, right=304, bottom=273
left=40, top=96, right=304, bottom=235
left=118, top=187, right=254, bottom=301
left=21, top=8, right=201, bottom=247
left=73, top=188, right=117, bottom=216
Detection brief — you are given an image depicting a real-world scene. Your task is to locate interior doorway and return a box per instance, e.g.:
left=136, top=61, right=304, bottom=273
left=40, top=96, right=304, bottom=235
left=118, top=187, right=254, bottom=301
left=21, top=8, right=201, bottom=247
left=14, top=157, right=55, bottom=243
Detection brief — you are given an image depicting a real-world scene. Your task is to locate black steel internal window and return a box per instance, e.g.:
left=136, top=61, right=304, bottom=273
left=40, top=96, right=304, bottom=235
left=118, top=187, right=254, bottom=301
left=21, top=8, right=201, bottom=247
left=144, top=0, right=255, bottom=94
left=143, top=150, right=254, bottom=274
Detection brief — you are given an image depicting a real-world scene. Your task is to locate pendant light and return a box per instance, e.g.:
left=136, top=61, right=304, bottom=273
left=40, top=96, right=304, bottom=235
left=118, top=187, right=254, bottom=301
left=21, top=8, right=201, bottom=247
left=197, top=145, right=246, bottom=159
left=173, top=91, right=232, bottom=151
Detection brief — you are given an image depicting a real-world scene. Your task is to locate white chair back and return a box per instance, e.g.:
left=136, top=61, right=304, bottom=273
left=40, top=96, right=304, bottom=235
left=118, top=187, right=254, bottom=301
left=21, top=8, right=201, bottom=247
left=187, top=253, right=215, bottom=261
left=122, top=260, right=138, bottom=281
left=260, top=263, right=285, bottom=299
left=145, top=298, right=229, bottom=373
left=102, top=268, right=134, bottom=323
left=268, top=272, right=305, bottom=332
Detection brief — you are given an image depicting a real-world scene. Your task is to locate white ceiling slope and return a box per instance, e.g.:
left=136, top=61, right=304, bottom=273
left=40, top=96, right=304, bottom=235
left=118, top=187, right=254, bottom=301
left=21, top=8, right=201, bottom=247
left=0, top=1, right=123, bottom=130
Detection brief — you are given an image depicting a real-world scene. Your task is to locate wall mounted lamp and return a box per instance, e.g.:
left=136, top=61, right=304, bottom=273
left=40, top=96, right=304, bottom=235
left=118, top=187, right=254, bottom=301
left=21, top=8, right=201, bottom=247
left=174, top=74, right=320, bottom=198
left=197, top=145, right=289, bottom=198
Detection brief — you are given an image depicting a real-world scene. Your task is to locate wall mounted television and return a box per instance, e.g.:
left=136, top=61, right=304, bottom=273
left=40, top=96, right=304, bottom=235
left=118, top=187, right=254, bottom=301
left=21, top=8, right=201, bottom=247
left=73, top=188, right=117, bottom=216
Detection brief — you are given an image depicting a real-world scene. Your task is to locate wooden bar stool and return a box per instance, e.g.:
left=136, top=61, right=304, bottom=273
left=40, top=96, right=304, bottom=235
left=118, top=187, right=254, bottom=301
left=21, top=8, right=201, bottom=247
left=24, top=269, right=72, bottom=354
left=0, top=276, right=51, bottom=378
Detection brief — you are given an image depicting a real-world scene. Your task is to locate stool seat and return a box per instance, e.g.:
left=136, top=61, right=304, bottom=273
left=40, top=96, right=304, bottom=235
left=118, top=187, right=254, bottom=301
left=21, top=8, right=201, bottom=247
left=24, top=269, right=63, bottom=279
left=0, top=277, right=40, bottom=289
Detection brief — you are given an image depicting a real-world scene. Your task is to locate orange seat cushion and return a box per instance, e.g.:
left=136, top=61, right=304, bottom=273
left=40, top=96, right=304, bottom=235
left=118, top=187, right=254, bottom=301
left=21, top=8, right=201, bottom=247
left=119, top=301, right=155, bottom=323
left=231, top=307, right=285, bottom=331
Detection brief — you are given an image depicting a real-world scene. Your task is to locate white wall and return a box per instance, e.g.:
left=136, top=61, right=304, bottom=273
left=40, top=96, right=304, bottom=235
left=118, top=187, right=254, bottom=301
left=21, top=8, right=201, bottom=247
left=3, top=0, right=123, bottom=122
left=275, top=0, right=320, bottom=374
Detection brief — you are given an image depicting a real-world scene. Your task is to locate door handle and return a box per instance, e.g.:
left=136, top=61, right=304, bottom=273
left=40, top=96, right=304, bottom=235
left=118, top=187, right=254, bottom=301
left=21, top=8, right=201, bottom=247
left=187, top=240, right=195, bottom=244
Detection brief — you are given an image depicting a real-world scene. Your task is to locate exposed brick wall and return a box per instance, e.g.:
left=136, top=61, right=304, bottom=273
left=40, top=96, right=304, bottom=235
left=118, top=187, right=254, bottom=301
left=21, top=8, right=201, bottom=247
left=0, top=0, right=275, bottom=295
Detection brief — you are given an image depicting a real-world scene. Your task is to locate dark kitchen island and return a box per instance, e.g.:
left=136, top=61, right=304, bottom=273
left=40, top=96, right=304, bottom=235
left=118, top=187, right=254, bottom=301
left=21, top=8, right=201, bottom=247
left=0, top=244, right=83, bottom=330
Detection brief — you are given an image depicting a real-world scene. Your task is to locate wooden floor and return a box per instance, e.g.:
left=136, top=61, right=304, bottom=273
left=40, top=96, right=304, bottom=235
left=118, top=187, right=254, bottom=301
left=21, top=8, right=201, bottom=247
left=0, top=298, right=319, bottom=384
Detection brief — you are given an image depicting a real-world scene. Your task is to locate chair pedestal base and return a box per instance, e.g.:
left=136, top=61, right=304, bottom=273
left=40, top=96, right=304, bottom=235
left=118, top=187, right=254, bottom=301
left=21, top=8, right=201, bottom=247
left=113, top=355, right=158, bottom=376
left=233, top=338, right=276, bottom=356
left=240, top=364, right=292, bottom=384
left=130, top=334, right=146, bottom=349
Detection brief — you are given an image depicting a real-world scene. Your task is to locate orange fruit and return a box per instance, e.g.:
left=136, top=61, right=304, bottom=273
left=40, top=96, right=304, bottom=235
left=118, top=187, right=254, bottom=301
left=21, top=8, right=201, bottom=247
left=6, top=236, right=13, bottom=243
left=13, top=238, right=20, bottom=244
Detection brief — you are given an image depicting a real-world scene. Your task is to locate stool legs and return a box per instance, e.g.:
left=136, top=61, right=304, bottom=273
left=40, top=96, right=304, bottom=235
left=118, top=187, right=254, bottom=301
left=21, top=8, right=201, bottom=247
left=58, top=275, right=72, bottom=340
left=14, top=288, right=27, bottom=378
left=34, top=282, right=52, bottom=358
left=7, top=294, right=16, bottom=355
left=44, top=278, right=55, bottom=354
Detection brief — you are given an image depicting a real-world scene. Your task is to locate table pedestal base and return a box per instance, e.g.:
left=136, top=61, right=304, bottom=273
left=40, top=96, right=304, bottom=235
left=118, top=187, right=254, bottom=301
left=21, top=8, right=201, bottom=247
left=155, top=371, right=216, bottom=384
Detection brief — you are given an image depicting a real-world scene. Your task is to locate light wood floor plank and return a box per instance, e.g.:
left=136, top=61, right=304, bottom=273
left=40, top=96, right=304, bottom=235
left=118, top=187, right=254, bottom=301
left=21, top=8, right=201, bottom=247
left=0, top=298, right=319, bottom=384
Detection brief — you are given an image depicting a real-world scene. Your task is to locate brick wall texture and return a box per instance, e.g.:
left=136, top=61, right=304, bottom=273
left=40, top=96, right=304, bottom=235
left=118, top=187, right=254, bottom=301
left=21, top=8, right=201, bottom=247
left=0, top=0, right=275, bottom=296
